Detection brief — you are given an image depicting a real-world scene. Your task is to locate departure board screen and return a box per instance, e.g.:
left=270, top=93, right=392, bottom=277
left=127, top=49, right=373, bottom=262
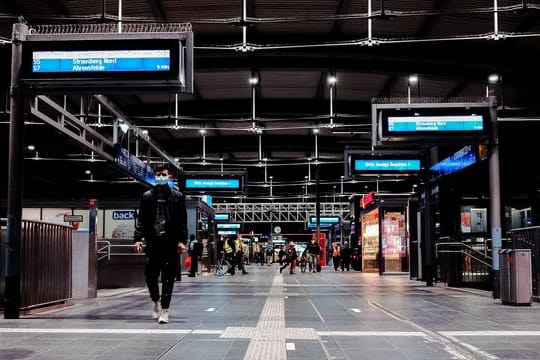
left=378, top=106, right=489, bottom=142
left=185, top=178, right=241, bottom=190
left=387, top=115, right=484, bottom=133
left=32, top=49, right=171, bottom=73
left=354, top=159, right=421, bottom=172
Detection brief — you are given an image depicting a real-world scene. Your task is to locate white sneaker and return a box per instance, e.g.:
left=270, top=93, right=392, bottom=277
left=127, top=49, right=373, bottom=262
left=158, top=309, right=169, bottom=324
left=152, top=301, right=162, bottom=319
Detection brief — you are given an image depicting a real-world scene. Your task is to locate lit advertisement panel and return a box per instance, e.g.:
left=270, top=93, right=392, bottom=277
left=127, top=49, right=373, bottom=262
left=430, top=145, right=477, bottom=176
left=32, top=49, right=171, bottom=73
left=354, top=159, right=420, bottom=172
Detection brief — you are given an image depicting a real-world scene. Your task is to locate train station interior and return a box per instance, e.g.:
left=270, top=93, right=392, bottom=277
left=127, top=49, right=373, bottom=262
left=2, top=1, right=540, bottom=359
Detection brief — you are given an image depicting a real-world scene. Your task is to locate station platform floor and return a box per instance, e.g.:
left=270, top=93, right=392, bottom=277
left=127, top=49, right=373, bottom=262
left=2, top=265, right=540, bottom=360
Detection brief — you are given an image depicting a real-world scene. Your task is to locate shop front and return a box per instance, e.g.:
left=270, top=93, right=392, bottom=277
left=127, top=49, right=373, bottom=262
left=360, top=198, right=410, bottom=275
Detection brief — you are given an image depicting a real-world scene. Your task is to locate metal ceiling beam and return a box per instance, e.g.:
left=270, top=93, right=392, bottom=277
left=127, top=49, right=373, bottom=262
left=411, top=0, right=451, bottom=38
left=93, top=95, right=182, bottom=172
left=332, top=0, right=353, bottom=35
left=30, top=96, right=115, bottom=162
left=147, top=0, right=167, bottom=21
left=43, top=0, right=70, bottom=16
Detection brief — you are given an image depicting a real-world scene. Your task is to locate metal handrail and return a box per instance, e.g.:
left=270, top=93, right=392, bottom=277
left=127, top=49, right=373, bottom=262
left=96, top=240, right=145, bottom=261
left=436, top=249, right=493, bottom=268
left=435, top=241, right=492, bottom=261
left=96, top=240, right=111, bottom=261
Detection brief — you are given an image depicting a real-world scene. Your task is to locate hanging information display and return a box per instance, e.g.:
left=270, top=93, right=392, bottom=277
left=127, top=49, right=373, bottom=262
left=21, top=32, right=193, bottom=93
left=371, top=102, right=490, bottom=146
left=32, top=49, right=171, bottom=73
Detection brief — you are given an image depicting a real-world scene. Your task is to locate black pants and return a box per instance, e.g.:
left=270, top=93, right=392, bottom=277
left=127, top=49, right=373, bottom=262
left=235, top=251, right=246, bottom=273
left=145, top=251, right=178, bottom=309
left=333, top=256, right=341, bottom=270
left=341, top=257, right=351, bottom=271
left=190, top=255, right=199, bottom=277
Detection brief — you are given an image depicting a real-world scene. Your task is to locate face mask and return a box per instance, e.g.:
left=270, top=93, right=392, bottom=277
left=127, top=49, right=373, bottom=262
left=155, top=176, right=169, bottom=186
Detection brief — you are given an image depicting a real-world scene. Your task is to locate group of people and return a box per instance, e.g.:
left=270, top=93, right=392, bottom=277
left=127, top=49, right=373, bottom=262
left=330, top=241, right=353, bottom=271
left=221, top=235, right=249, bottom=275
left=278, top=237, right=322, bottom=274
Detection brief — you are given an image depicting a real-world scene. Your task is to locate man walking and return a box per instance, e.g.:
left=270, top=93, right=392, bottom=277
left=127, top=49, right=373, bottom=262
left=134, top=165, right=187, bottom=324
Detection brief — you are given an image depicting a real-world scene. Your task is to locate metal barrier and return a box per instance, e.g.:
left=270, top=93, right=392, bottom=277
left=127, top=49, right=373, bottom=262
left=435, top=240, right=493, bottom=290
left=20, top=220, right=72, bottom=309
left=96, top=238, right=146, bottom=288
left=509, top=226, right=540, bottom=299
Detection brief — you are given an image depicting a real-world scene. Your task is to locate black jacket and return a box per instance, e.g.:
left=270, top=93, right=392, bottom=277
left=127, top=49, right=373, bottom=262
left=134, top=185, right=188, bottom=251
left=307, top=242, right=321, bottom=255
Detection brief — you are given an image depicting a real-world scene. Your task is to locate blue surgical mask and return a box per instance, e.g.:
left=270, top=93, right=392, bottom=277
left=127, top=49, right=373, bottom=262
left=155, top=176, right=169, bottom=186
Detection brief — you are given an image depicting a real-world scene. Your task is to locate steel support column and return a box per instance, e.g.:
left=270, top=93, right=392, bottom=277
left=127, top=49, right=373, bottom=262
left=4, top=22, right=28, bottom=319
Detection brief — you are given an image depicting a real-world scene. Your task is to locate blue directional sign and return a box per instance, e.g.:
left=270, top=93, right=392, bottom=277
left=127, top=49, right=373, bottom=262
left=430, top=145, right=477, bottom=176
left=354, top=159, right=421, bottom=172
left=309, top=216, right=340, bottom=224
left=218, top=230, right=238, bottom=235
left=32, top=49, right=171, bottom=73
left=215, top=213, right=230, bottom=221
left=216, top=223, right=241, bottom=230
left=387, top=115, right=484, bottom=133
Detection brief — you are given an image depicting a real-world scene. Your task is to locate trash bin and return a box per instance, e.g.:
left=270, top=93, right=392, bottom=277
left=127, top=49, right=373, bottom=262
left=499, top=249, right=532, bottom=306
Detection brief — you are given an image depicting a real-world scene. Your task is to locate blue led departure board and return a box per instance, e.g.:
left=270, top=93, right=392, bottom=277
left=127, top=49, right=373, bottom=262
left=354, top=159, right=421, bottom=172
left=185, top=179, right=240, bottom=189
left=216, top=223, right=241, bottom=229
left=387, top=115, right=484, bottom=133
left=32, top=49, right=171, bottom=73
left=215, top=214, right=230, bottom=221
left=309, top=216, right=340, bottom=224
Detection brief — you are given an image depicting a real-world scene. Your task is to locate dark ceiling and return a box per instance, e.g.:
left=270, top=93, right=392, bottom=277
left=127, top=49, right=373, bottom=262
left=1, top=0, right=540, bottom=204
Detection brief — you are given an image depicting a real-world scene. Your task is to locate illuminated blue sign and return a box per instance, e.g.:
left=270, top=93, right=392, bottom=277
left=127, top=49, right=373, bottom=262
left=430, top=145, right=477, bottom=176
left=354, top=159, right=421, bottom=172
left=309, top=216, right=340, bottom=224
left=216, top=223, right=241, bottom=230
left=32, top=49, right=171, bottom=73
left=218, top=230, right=238, bottom=235
left=185, top=178, right=240, bottom=190
left=307, top=223, right=334, bottom=229
left=215, top=213, right=230, bottom=221
left=387, top=115, right=484, bottom=132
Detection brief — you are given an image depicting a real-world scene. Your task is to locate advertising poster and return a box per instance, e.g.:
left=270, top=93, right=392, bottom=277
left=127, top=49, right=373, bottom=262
left=104, top=209, right=137, bottom=239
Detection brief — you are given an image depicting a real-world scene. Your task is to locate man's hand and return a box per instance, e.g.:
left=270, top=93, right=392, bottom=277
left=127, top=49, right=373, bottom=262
left=177, top=242, right=186, bottom=254
left=134, top=241, right=143, bottom=253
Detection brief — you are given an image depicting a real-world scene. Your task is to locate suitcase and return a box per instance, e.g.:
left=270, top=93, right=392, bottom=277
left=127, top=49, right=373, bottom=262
left=317, top=264, right=321, bottom=272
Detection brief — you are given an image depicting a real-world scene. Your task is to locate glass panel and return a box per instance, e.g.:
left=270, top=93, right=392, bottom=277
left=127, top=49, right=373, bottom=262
left=361, top=209, right=379, bottom=272
left=381, top=210, right=408, bottom=272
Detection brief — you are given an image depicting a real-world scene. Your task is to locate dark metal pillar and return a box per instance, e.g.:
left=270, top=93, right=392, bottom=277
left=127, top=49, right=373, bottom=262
left=423, top=149, right=434, bottom=286
left=4, top=23, right=28, bottom=319
left=316, top=163, right=321, bottom=258
left=488, top=94, right=502, bottom=299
